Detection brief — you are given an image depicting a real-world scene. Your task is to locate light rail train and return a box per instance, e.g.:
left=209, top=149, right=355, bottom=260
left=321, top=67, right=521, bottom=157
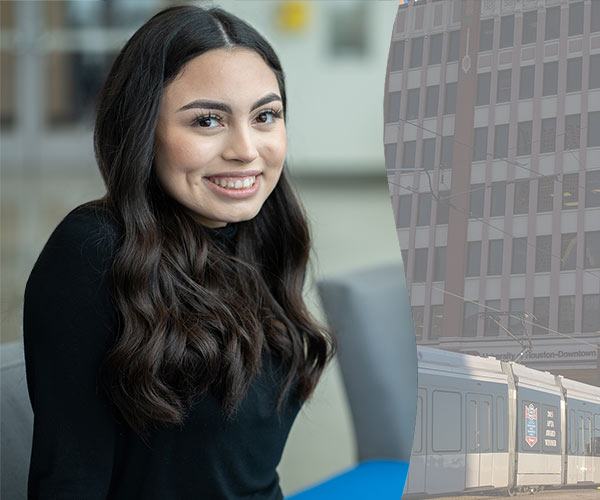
left=404, top=346, right=600, bottom=497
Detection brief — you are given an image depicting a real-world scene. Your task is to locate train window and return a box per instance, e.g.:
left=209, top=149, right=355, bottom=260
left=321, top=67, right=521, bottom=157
left=569, top=410, right=577, bottom=454
left=584, top=415, right=592, bottom=456
left=542, top=405, right=560, bottom=453
left=413, top=395, right=423, bottom=454
left=497, top=397, right=506, bottom=451
left=432, top=390, right=462, bottom=452
left=594, top=415, right=600, bottom=457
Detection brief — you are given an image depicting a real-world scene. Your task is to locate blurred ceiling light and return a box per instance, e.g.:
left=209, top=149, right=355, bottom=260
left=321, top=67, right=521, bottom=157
left=275, top=2, right=311, bottom=34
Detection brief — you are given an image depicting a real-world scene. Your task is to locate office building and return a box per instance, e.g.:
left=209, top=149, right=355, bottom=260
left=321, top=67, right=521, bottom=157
left=385, top=0, right=600, bottom=385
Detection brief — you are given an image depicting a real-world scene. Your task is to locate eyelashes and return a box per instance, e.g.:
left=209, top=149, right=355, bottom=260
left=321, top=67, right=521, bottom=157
left=191, top=108, right=283, bottom=128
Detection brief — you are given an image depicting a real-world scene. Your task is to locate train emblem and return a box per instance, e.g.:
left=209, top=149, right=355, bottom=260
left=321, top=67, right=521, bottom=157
left=525, top=403, right=538, bottom=447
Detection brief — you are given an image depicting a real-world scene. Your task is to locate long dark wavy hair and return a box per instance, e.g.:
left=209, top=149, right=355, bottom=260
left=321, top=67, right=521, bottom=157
left=87, top=5, right=335, bottom=436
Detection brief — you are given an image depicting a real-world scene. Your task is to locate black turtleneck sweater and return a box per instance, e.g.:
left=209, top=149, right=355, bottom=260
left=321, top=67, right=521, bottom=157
left=23, top=205, right=301, bottom=499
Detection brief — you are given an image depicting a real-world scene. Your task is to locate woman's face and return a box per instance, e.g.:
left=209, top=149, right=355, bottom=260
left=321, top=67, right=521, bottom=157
left=154, top=48, right=286, bottom=227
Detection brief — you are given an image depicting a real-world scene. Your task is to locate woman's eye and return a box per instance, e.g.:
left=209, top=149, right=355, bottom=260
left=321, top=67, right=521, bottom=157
left=255, top=110, right=282, bottom=124
left=193, top=114, right=221, bottom=128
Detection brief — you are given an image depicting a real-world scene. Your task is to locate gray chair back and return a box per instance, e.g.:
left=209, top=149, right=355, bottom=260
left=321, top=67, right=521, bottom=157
left=317, top=263, right=416, bottom=462
left=1, top=340, right=33, bottom=500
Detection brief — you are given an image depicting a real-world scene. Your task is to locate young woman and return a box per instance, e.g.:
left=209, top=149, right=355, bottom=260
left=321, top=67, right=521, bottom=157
left=23, top=5, right=335, bottom=499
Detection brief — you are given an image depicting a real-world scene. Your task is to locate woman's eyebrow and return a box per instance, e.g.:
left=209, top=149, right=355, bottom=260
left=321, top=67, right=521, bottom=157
left=177, top=92, right=281, bottom=113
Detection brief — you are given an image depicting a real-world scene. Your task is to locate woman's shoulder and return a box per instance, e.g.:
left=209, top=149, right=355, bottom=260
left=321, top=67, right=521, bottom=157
left=31, top=201, right=121, bottom=280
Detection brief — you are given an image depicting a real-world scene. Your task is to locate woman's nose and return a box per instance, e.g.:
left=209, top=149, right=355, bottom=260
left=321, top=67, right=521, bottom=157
left=222, top=124, right=259, bottom=164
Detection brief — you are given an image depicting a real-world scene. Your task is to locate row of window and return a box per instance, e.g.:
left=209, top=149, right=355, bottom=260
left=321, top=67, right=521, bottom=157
left=395, top=170, right=600, bottom=229
left=390, top=3, right=600, bottom=73
left=412, top=293, right=599, bottom=340
left=385, top=55, right=600, bottom=124
left=404, top=230, right=600, bottom=285
left=389, top=112, right=598, bottom=174
left=480, top=3, right=600, bottom=52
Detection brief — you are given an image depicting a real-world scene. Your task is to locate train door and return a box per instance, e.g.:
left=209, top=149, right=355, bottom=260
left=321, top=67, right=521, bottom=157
left=577, top=410, right=593, bottom=483
left=466, top=394, right=493, bottom=488
left=406, top=388, right=427, bottom=494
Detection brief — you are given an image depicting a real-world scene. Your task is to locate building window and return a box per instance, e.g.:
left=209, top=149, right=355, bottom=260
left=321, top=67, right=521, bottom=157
left=490, top=181, right=506, bottom=217
left=566, top=58, right=582, bottom=93
left=436, top=190, right=450, bottom=225
left=424, top=85, right=439, bottom=118
left=517, top=121, right=533, bottom=156
left=430, top=304, right=444, bottom=339
left=535, top=234, right=552, bottom=273
left=497, top=69, right=512, bottom=103
left=584, top=231, right=600, bottom=269
left=562, top=173, right=579, bottom=210
left=412, top=305, right=424, bottom=340
left=386, top=91, right=401, bottom=123
left=480, top=19, right=494, bottom=52
left=406, top=88, right=420, bottom=120
left=488, top=239, right=504, bottom=276
left=429, top=33, right=443, bottom=65
left=519, top=65, right=535, bottom=100
left=396, top=194, right=412, bottom=228
left=476, top=73, right=491, bottom=106
left=385, top=143, right=397, bottom=170
left=403, top=140, right=416, bottom=170
left=417, top=192, right=432, bottom=226
left=444, top=82, right=457, bottom=115
left=545, top=6, right=561, bottom=41
left=473, top=128, right=488, bottom=162
left=582, top=295, right=600, bottom=333
left=588, top=111, right=600, bottom=147
left=509, top=299, right=525, bottom=336
left=391, top=40, right=405, bottom=71
left=484, top=299, right=501, bottom=336
left=494, top=124, right=509, bottom=159
left=590, top=54, right=600, bottom=90
left=593, top=1, right=600, bottom=33
left=500, top=15, right=514, bottom=48
left=558, top=296, right=575, bottom=334
left=540, top=118, right=556, bottom=154
left=469, top=183, right=485, bottom=218
left=522, top=10, right=537, bottom=45
left=401, top=249, right=408, bottom=270
left=433, top=246, right=446, bottom=282
left=413, top=248, right=428, bottom=282
left=447, top=30, right=460, bottom=62
left=585, top=170, right=600, bottom=208
left=537, top=177, right=555, bottom=213
left=560, top=233, right=577, bottom=271
left=533, top=297, right=550, bottom=335
left=568, top=2, right=584, bottom=37
left=514, top=179, right=530, bottom=215
left=564, top=114, right=581, bottom=150
left=511, top=237, right=528, bottom=274
left=463, top=302, right=479, bottom=337
left=422, top=138, right=436, bottom=170
left=542, top=61, right=558, bottom=96
left=410, top=36, right=424, bottom=68
left=441, top=136, right=453, bottom=169
left=466, top=241, right=481, bottom=277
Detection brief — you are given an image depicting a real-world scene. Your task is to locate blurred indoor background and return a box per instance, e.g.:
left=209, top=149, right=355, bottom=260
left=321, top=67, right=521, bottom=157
left=0, top=0, right=402, bottom=494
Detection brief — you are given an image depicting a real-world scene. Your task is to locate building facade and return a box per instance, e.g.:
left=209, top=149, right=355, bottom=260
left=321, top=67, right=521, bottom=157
left=385, top=0, right=600, bottom=385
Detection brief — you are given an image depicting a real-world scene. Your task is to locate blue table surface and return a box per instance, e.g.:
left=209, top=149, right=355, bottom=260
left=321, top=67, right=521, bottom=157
left=285, top=460, right=409, bottom=500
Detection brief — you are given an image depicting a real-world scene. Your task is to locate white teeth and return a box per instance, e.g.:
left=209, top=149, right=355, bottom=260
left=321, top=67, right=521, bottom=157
left=210, top=175, right=257, bottom=189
